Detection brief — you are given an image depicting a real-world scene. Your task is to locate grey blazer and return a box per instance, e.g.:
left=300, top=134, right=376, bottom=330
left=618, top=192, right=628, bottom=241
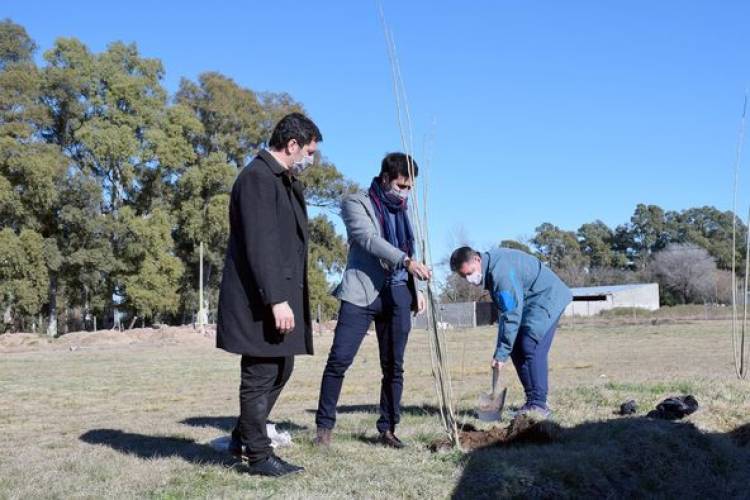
left=333, top=190, right=420, bottom=310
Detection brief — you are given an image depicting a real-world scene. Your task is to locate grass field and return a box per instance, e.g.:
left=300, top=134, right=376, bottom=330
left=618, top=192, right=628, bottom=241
left=2, top=319, right=749, bottom=498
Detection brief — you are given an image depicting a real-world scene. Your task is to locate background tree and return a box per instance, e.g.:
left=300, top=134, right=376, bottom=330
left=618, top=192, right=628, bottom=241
left=532, top=223, right=586, bottom=270
left=0, top=20, right=68, bottom=335
left=119, top=207, right=184, bottom=325
left=0, top=229, right=48, bottom=332
left=627, top=204, right=669, bottom=267
left=577, top=220, right=627, bottom=268
left=176, top=72, right=267, bottom=168
left=664, top=206, right=745, bottom=271
left=306, top=215, right=348, bottom=319
left=649, top=244, right=717, bottom=305
left=500, top=239, right=532, bottom=254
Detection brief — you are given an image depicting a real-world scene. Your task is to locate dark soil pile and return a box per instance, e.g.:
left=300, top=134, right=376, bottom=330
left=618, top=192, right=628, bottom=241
left=430, top=414, right=562, bottom=452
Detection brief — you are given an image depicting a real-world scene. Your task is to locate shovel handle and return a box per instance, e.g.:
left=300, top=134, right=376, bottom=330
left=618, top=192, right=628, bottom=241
left=491, top=364, right=500, bottom=397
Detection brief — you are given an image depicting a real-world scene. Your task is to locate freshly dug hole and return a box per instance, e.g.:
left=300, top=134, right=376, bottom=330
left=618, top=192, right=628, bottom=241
left=430, top=414, right=562, bottom=452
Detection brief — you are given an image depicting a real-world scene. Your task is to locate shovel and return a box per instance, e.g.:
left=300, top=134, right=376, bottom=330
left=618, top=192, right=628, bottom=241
left=476, top=365, right=507, bottom=422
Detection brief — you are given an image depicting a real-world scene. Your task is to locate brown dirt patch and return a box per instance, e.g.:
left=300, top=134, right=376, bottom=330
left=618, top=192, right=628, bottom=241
left=0, top=325, right=215, bottom=353
left=431, top=414, right=562, bottom=452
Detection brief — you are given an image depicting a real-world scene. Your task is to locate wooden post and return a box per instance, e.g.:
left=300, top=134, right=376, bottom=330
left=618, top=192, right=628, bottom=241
left=199, top=241, right=205, bottom=335
left=317, top=303, right=322, bottom=335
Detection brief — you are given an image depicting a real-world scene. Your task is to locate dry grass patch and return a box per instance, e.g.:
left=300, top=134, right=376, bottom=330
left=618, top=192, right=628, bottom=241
left=2, top=320, right=749, bottom=498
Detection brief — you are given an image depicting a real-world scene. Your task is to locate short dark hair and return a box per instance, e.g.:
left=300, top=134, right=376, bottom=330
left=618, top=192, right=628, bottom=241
left=450, top=246, right=479, bottom=273
left=379, top=152, right=418, bottom=182
left=269, top=113, right=322, bottom=150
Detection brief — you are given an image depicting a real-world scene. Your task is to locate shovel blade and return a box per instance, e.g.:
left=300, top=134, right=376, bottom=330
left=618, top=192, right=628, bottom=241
left=476, top=388, right=508, bottom=421
left=477, top=409, right=501, bottom=422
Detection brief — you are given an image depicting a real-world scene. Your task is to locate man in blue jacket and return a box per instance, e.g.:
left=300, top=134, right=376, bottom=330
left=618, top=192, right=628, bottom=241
left=449, top=246, right=572, bottom=417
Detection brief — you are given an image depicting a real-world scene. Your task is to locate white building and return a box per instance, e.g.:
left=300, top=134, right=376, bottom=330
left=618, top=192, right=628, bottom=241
left=563, top=283, right=660, bottom=317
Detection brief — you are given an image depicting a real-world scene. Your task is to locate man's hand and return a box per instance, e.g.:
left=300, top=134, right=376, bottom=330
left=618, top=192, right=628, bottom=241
left=272, top=302, right=295, bottom=334
left=416, top=291, right=427, bottom=314
left=406, top=258, right=432, bottom=281
left=491, top=358, right=505, bottom=370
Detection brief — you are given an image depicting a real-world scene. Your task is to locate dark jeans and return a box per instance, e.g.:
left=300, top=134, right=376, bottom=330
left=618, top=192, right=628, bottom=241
left=510, top=320, right=558, bottom=408
left=316, top=284, right=412, bottom=433
left=232, top=355, right=294, bottom=462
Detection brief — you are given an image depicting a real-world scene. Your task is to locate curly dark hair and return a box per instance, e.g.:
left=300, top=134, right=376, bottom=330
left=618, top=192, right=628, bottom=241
left=269, top=113, right=322, bottom=150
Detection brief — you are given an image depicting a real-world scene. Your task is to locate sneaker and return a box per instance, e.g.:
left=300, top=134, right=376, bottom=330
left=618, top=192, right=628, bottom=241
left=514, top=404, right=552, bottom=419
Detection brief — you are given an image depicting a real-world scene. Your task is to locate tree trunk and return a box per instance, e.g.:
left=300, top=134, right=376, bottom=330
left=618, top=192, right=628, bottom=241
left=46, top=272, right=58, bottom=337
left=128, top=316, right=137, bottom=330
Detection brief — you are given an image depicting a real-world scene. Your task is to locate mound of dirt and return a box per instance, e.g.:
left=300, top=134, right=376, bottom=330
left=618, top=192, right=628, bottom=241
left=431, top=414, right=562, bottom=452
left=0, top=332, right=53, bottom=351
left=0, top=325, right=216, bottom=353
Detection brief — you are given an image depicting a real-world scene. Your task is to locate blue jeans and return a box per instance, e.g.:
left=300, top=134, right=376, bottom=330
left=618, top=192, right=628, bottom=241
left=316, top=285, right=412, bottom=433
left=510, top=320, right=558, bottom=408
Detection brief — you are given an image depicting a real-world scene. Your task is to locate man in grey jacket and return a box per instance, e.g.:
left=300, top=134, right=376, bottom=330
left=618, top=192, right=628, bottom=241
left=314, top=152, right=431, bottom=448
left=450, top=246, right=572, bottom=417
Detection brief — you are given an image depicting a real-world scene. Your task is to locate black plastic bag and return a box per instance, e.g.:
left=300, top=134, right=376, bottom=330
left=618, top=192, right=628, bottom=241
left=618, top=400, right=638, bottom=415
left=647, top=395, right=699, bottom=420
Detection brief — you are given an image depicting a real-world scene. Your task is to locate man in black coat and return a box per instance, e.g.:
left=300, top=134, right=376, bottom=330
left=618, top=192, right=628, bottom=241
left=217, top=113, right=322, bottom=477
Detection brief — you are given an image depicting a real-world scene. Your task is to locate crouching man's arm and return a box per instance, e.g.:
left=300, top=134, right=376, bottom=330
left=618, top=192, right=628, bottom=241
left=492, top=272, right=524, bottom=366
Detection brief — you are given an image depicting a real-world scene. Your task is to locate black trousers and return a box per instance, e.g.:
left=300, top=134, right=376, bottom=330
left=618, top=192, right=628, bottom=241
left=232, top=355, right=294, bottom=462
left=316, top=284, right=412, bottom=433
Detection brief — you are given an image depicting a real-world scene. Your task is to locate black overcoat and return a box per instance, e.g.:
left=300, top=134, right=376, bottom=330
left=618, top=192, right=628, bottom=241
left=216, top=150, right=313, bottom=357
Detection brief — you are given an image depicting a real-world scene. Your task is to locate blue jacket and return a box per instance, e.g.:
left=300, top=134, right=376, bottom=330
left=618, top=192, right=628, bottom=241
left=482, top=248, right=572, bottom=362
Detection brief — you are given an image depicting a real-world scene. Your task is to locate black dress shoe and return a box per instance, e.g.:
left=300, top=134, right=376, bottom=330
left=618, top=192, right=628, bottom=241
left=274, top=455, right=305, bottom=473
left=379, top=430, right=406, bottom=449
left=246, top=455, right=303, bottom=477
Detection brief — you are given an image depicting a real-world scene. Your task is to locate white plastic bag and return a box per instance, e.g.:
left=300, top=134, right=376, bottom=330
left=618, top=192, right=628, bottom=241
left=208, top=422, right=293, bottom=453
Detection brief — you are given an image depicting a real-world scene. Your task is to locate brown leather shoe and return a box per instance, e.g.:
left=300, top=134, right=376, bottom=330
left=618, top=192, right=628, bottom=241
left=313, top=427, right=332, bottom=447
left=379, top=430, right=406, bottom=449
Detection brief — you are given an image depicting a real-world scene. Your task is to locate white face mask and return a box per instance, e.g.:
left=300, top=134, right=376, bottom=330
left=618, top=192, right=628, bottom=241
left=465, top=271, right=483, bottom=286
left=291, top=154, right=314, bottom=175
left=386, top=184, right=409, bottom=202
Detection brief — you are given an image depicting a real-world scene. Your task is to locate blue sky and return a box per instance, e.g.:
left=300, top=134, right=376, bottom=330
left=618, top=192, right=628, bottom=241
left=6, top=0, right=750, bottom=272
